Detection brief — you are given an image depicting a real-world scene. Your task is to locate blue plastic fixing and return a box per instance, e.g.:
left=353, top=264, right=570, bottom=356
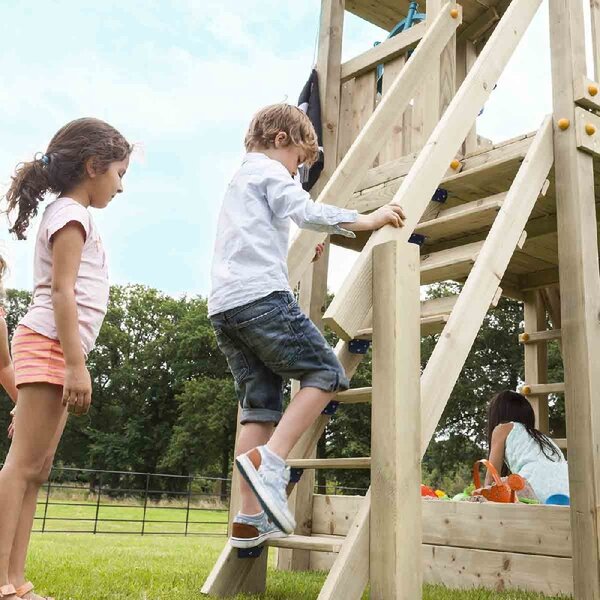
left=238, top=546, right=264, bottom=559
left=322, top=400, right=340, bottom=416
left=408, top=233, right=426, bottom=246
left=290, top=467, right=304, bottom=484
left=348, top=339, right=371, bottom=355
left=431, top=188, right=448, bottom=203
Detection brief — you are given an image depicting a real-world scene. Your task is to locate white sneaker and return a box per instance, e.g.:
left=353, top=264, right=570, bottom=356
left=235, top=446, right=296, bottom=534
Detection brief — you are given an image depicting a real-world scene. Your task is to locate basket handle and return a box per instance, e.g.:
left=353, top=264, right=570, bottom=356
left=473, top=459, right=503, bottom=489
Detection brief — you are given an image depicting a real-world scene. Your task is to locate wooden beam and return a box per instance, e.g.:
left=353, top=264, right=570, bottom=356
left=371, top=241, right=422, bottom=600
left=340, top=21, right=427, bottom=82
left=520, top=329, right=562, bottom=343
left=420, top=117, right=554, bottom=452
left=422, top=545, right=572, bottom=596
left=574, top=105, right=600, bottom=157
left=324, top=0, right=544, bottom=340
left=549, top=3, right=600, bottom=595
left=573, top=74, right=600, bottom=111
left=269, top=535, right=343, bottom=553
left=312, top=497, right=572, bottom=558
left=287, top=457, right=370, bottom=469
left=520, top=382, right=565, bottom=396
left=524, top=291, right=549, bottom=432
left=286, top=3, right=462, bottom=288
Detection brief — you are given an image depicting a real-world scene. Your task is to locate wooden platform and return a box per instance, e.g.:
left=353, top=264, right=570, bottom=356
left=346, top=0, right=511, bottom=45
left=332, top=130, right=600, bottom=294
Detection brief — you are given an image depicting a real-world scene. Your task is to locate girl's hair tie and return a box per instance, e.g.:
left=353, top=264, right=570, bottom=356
left=40, top=154, right=51, bottom=166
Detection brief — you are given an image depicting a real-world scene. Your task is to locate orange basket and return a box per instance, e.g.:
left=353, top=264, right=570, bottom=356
left=472, top=459, right=525, bottom=503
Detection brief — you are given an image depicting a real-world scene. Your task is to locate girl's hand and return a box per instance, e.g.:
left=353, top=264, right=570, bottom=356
left=62, top=364, right=92, bottom=416
left=312, top=243, right=325, bottom=262
left=367, top=205, right=406, bottom=230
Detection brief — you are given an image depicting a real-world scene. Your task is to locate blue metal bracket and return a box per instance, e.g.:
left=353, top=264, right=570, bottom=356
left=322, top=400, right=340, bottom=416
left=408, top=233, right=426, bottom=246
left=348, top=339, right=371, bottom=355
left=238, top=546, right=265, bottom=559
left=432, top=188, right=448, bottom=203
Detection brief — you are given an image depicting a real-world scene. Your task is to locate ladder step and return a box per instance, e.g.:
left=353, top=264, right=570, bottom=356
left=519, top=329, right=562, bottom=343
left=268, top=534, right=343, bottom=553
left=414, top=193, right=505, bottom=243
left=356, top=314, right=449, bottom=339
left=287, top=458, right=371, bottom=469
left=337, top=387, right=372, bottom=404
left=420, top=240, right=483, bottom=285
left=355, top=295, right=459, bottom=340
left=520, top=382, right=565, bottom=395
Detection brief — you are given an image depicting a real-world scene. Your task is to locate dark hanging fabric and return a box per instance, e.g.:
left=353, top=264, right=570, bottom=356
left=297, top=68, right=324, bottom=191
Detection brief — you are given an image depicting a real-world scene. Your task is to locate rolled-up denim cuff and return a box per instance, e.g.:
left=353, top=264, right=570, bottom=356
left=300, top=369, right=350, bottom=393
left=240, top=407, right=283, bottom=425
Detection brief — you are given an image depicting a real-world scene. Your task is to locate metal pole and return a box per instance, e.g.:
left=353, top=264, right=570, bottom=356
left=93, top=473, right=102, bottom=535
left=41, top=469, right=53, bottom=533
left=141, top=473, right=150, bottom=536
left=184, top=476, right=192, bottom=536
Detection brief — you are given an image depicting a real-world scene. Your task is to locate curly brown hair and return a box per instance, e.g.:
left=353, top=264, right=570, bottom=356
left=4, top=118, right=132, bottom=240
left=244, top=103, right=319, bottom=166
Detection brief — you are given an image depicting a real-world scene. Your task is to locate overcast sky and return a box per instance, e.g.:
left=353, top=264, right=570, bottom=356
left=0, top=1, right=594, bottom=297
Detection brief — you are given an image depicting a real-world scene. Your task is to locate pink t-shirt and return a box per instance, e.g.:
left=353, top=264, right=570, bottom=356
left=20, top=197, right=109, bottom=355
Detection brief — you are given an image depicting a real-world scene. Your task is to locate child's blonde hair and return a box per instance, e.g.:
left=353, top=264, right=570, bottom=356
left=244, top=103, right=319, bottom=166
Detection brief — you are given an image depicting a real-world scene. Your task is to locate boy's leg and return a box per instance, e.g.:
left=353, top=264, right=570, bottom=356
left=237, top=422, right=275, bottom=515
left=267, top=387, right=335, bottom=460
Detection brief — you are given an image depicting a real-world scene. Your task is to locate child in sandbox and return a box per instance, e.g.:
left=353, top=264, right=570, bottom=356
left=208, top=103, right=406, bottom=548
left=486, top=390, right=569, bottom=504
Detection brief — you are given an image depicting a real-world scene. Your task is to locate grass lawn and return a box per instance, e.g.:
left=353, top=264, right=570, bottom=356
left=26, top=532, right=571, bottom=600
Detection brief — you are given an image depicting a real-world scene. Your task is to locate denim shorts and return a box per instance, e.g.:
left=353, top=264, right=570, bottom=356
left=210, top=291, right=350, bottom=424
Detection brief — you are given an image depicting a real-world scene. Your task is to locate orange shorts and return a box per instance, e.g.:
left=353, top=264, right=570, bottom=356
left=12, top=326, right=65, bottom=388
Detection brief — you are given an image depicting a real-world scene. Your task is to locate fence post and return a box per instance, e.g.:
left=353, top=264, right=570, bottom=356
left=41, top=468, right=53, bottom=533
left=141, top=473, right=151, bottom=536
left=93, top=473, right=103, bottom=535
left=184, top=476, right=192, bottom=536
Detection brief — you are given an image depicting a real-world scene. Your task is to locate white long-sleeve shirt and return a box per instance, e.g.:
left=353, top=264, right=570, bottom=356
left=208, top=152, right=358, bottom=316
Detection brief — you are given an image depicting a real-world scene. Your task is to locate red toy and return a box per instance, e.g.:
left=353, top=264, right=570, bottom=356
left=472, top=459, right=525, bottom=503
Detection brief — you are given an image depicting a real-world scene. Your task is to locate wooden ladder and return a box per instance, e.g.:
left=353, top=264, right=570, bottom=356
left=201, top=1, right=558, bottom=597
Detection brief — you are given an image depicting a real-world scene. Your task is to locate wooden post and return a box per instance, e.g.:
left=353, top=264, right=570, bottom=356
left=278, top=0, right=343, bottom=571
left=549, top=1, right=600, bottom=597
left=590, top=0, right=600, bottom=81
left=371, top=240, right=422, bottom=599
left=523, top=290, right=549, bottom=432
left=457, top=38, right=478, bottom=154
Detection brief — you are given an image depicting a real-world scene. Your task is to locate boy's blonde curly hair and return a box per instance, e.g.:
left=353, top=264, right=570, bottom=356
left=244, top=103, right=319, bottom=166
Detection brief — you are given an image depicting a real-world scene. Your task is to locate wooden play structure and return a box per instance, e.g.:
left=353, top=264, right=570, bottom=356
left=203, top=0, right=600, bottom=597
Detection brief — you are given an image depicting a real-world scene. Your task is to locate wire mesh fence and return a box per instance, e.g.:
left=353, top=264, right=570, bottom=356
left=34, top=466, right=230, bottom=536
left=30, top=466, right=368, bottom=536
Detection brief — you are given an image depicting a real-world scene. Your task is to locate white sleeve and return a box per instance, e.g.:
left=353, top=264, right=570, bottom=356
left=263, top=163, right=358, bottom=238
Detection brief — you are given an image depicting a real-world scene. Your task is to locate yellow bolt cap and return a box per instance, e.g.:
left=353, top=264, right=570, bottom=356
left=589, top=84, right=599, bottom=97
left=520, top=333, right=530, bottom=343
left=557, top=118, right=570, bottom=131
left=450, top=8, right=459, bottom=18
left=521, top=386, right=532, bottom=395
left=450, top=159, right=461, bottom=170
left=586, top=123, right=596, bottom=136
